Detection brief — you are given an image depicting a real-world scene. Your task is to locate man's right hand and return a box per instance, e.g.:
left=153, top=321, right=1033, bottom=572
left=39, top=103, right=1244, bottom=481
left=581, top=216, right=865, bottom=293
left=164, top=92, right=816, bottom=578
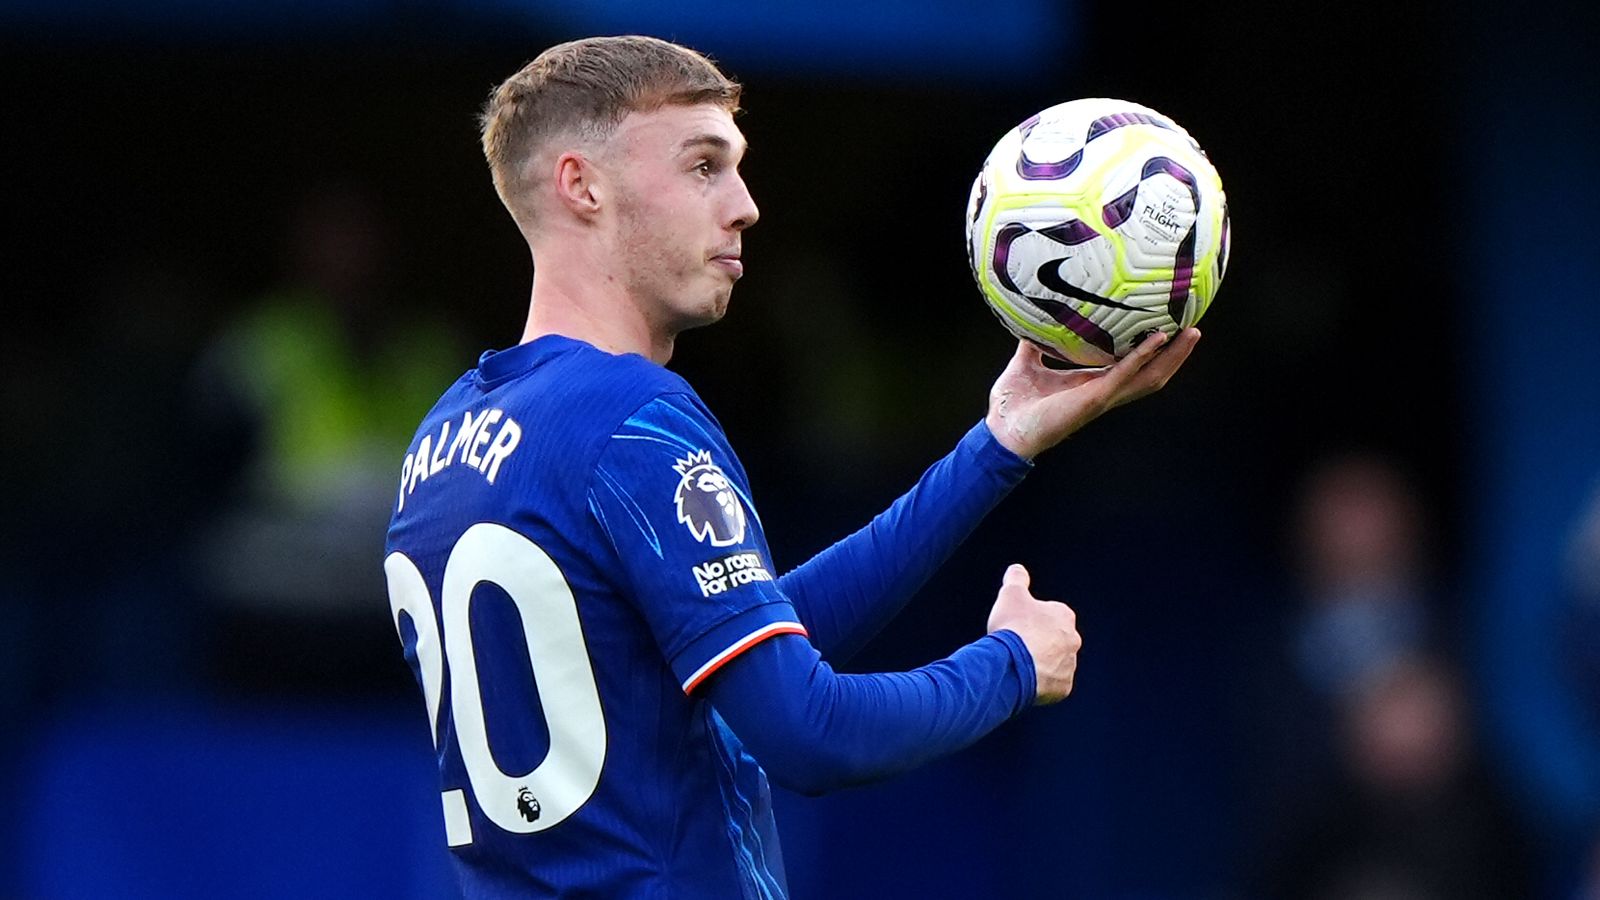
left=985, top=328, right=1200, bottom=461
left=987, top=564, right=1081, bottom=705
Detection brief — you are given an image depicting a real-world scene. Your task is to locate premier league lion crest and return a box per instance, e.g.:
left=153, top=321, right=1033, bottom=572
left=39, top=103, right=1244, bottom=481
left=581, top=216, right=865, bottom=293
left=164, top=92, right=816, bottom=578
left=672, top=450, right=747, bottom=547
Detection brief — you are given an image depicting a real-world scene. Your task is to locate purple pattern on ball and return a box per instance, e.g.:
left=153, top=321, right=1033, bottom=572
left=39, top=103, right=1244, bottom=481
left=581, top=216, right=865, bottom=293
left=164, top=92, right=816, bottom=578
left=1086, top=111, right=1175, bottom=142
left=1017, top=148, right=1083, bottom=181
left=1038, top=219, right=1101, bottom=246
left=1168, top=229, right=1196, bottom=324
left=991, top=222, right=1031, bottom=296
left=1017, top=108, right=1180, bottom=182
left=1141, top=156, right=1194, bottom=184
left=1015, top=111, right=1082, bottom=181
left=985, top=219, right=1113, bottom=355
left=1102, top=186, right=1138, bottom=229
left=1063, top=310, right=1117, bottom=355
left=1021, top=289, right=1118, bottom=356
left=989, top=220, right=1116, bottom=357
left=1216, top=209, right=1231, bottom=281
left=1135, top=157, right=1202, bottom=326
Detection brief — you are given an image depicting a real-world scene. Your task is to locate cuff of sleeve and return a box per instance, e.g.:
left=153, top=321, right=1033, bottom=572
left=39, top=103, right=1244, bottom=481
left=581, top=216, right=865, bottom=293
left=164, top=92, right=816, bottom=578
left=986, top=629, right=1038, bottom=715
left=967, top=420, right=1034, bottom=483
left=675, top=602, right=809, bottom=695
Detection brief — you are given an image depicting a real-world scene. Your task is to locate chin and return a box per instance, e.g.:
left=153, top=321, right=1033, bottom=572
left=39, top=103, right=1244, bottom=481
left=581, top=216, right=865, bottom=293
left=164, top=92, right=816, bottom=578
left=669, top=293, right=730, bottom=333
left=697, top=284, right=733, bottom=323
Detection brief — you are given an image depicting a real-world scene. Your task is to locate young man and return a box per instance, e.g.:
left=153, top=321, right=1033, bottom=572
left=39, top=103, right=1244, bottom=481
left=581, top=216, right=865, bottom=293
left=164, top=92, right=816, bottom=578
left=384, top=35, right=1198, bottom=898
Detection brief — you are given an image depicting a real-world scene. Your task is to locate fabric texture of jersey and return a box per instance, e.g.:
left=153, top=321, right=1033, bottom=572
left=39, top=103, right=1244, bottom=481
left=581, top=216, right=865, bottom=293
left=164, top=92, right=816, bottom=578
left=385, top=335, right=804, bottom=899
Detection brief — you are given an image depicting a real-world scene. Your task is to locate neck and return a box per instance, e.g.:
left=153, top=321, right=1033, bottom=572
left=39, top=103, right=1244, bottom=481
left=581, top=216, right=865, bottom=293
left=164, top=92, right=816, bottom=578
left=518, top=244, right=675, bottom=364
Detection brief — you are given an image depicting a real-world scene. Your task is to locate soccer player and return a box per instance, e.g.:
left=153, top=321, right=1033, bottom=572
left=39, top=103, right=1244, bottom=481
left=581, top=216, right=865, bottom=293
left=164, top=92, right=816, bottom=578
left=384, top=35, right=1199, bottom=898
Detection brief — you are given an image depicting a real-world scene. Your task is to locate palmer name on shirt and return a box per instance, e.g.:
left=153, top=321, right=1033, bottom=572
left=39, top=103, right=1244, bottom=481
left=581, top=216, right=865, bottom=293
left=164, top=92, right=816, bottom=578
left=398, top=408, right=522, bottom=512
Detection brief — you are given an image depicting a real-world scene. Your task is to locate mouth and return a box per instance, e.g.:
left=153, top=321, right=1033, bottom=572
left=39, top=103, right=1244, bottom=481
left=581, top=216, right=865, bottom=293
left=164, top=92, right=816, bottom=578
left=710, top=250, right=743, bottom=279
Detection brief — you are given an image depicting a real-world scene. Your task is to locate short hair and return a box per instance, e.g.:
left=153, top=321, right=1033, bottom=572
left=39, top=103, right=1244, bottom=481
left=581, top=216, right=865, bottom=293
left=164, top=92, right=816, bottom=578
left=480, top=35, right=742, bottom=231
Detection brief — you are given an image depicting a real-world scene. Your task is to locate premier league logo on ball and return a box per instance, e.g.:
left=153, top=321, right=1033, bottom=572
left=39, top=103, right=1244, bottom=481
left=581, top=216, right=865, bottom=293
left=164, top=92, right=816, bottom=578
left=672, top=450, right=747, bottom=547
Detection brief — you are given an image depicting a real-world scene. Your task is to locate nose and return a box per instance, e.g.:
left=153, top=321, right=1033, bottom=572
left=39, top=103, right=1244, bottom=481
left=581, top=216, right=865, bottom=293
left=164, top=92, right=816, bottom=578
left=726, top=172, right=759, bottom=232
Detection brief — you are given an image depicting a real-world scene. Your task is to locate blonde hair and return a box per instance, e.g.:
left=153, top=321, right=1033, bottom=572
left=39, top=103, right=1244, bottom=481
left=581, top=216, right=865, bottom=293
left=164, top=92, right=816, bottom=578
left=480, top=35, right=741, bottom=230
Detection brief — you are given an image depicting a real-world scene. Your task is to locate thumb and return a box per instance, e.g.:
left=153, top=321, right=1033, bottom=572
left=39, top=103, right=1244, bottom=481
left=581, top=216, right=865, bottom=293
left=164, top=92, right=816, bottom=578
left=1002, top=563, right=1031, bottom=592
left=989, top=563, right=1033, bottom=634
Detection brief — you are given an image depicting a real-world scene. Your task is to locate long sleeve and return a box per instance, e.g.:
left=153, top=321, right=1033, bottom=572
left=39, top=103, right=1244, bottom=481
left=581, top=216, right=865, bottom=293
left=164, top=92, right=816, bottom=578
left=779, top=421, right=1032, bottom=662
left=705, top=630, right=1037, bottom=796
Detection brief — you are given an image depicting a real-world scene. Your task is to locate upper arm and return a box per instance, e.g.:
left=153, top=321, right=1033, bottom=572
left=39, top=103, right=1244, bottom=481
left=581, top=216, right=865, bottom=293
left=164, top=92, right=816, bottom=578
left=585, top=392, right=808, bottom=694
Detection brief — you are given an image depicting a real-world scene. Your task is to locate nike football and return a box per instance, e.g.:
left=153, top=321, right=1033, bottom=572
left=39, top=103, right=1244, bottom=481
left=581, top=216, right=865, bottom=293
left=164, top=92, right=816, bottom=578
left=966, top=99, right=1230, bottom=366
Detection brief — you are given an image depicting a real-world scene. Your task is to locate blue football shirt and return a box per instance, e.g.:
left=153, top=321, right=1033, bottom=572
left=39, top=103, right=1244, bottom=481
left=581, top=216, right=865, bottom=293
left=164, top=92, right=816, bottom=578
left=384, top=335, right=804, bottom=898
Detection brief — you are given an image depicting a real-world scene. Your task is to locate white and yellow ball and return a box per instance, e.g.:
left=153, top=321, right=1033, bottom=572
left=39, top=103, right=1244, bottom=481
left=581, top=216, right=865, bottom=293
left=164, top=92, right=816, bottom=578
left=966, top=98, right=1230, bottom=366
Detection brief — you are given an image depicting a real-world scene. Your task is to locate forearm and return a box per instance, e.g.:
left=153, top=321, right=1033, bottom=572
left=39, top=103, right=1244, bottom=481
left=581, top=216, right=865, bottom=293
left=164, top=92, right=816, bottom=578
left=706, top=631, right=1036, bottom=796
left=779, top=421, right=1031, bottom=661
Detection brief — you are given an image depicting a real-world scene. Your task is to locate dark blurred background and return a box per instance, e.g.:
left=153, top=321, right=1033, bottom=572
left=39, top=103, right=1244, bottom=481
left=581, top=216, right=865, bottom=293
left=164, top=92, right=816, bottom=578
left=3, top=0, right=1598, bottom=897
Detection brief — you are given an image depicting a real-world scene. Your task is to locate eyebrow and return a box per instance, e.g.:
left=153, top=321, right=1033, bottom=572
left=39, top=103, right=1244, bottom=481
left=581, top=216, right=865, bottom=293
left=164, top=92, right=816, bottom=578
left=677, top=133, right=748, bottom=157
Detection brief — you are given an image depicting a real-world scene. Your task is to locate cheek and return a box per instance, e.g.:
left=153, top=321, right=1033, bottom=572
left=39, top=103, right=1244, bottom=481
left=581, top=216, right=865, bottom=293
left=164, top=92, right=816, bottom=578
left=623, top=200, right=696, bottom=267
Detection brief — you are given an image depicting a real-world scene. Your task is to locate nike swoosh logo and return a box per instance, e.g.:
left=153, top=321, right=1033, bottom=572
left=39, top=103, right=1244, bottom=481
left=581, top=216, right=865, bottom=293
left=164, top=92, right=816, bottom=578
left=1036, top=258, right=1143, bottom=311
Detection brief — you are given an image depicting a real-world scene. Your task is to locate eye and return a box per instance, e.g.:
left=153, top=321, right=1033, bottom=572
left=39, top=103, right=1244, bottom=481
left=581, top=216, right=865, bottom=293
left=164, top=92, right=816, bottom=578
left=693, top=158, right=718, bottom=178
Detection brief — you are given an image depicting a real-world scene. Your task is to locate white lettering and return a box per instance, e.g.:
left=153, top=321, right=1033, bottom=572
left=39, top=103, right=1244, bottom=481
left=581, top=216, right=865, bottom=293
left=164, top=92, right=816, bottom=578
left=692, top=552, right=773, bottom=598
left=467, top=409, right=503, bottom=468
left=430, top=420, right=453, bottom=476
left=729, top=568, right=771, bottom=587
left=451, top=410, right=487, bottom=464
left=480, top=417, right=522, bottom=484
left=396, top=410, right=527, bottom=512
left=398, top=453, right=415, bottom=512
left=410, top=435, right=433, bottom=494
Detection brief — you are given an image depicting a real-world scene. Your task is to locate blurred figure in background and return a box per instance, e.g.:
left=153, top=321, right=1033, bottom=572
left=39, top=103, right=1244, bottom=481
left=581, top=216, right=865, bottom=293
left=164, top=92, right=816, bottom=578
left=1253, top=454, right=1535, bottom=898
left=1291, top=454, right=1432, bottom=700
left=1264, top=656, right=1535, bottom=899
left=1247, top=453, right=1438, bottom=806
left=193, top=183, right=460, bottom=691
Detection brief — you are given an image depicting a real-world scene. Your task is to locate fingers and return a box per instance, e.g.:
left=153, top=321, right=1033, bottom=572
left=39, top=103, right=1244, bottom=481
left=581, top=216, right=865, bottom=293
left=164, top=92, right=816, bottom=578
left=1091, top=329, right=1168, bottom=396
left=1110, top=327, right=1200, bottom=405
left=1155, top=326, right=1200, bottom=364
left=1121, top=328, right=1172, bottom=373
left=1129, top=327, right=1200, bottom=397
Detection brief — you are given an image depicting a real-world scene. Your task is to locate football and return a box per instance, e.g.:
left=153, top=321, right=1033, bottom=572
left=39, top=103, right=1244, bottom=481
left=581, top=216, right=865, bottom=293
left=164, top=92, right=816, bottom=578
left=966, top=99, right=1230, bottom=366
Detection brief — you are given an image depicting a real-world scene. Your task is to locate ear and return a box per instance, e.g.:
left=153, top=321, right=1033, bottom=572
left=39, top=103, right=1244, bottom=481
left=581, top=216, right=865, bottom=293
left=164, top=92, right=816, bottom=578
left=553, top=151, right=605, bottom=219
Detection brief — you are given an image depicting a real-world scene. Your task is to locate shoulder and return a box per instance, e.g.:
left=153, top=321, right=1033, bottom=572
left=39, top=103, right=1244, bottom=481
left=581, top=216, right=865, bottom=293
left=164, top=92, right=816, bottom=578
left=531, top=340, right=698, bottom=412
left=568, top=355, right=714, bottom=453
left=524, top=343, right=719, bottom=440
left=472, top=338, right=698, bottom=434
left=484, top=342, right=724, bottom=489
